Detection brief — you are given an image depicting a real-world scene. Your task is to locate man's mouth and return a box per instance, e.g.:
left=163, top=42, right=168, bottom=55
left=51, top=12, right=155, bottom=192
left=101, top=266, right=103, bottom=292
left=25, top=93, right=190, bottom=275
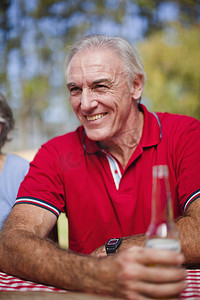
left=86, top=113, right=107, bottom=121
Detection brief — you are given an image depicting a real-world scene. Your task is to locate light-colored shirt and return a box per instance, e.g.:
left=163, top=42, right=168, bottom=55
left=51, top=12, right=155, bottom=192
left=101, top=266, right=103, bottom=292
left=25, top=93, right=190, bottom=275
left=0, top=154, right=29, bottom=229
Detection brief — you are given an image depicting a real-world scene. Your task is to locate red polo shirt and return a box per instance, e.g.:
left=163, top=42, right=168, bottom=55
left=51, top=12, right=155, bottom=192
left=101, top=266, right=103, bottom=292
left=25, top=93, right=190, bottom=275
left=16, top=104, right=200, bottom=254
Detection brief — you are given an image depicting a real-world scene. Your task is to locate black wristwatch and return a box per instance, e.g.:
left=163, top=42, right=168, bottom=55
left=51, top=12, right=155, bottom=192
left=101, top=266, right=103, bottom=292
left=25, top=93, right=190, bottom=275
left=105, top=238, right=122, bottom=255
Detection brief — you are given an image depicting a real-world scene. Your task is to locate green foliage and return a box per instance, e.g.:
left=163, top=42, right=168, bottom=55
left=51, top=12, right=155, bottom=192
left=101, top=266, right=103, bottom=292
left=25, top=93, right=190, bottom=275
left=21, top=76, right=50, bottom=119
left=140, top=24, right=200, bottom=119
left=131, top=0, right=200, bottom=35
left=0, top=0, right=199, bottom=149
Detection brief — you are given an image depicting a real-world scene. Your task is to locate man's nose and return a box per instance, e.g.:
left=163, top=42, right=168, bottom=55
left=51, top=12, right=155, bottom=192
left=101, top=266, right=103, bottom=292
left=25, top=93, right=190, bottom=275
left=80, top=88, right=98, bottom=111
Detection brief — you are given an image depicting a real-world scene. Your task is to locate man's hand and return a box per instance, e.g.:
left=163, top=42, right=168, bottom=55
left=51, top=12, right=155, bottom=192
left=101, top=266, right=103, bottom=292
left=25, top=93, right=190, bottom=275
left=96, top=246, right=187, bottom=299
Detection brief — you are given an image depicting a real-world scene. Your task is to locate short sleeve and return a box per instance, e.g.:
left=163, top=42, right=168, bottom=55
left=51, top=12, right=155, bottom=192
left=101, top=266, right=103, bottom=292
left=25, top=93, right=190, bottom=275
left=175, top=118, right=200, bottom=212
left=16, top=142, right=65, bottom=217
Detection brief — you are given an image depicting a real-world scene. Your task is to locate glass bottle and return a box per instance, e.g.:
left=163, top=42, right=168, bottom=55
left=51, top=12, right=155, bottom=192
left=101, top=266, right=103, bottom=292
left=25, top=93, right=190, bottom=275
left=145, top=165, right=180, bottom=252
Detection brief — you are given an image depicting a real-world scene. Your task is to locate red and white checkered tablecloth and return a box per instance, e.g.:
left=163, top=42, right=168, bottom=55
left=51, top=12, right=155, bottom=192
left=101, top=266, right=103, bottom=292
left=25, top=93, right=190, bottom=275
left=0, top=270, right=200, bottom=298
left=181, top=270, right=200, bottom=299
left=0, top=271, right=65, bottom=292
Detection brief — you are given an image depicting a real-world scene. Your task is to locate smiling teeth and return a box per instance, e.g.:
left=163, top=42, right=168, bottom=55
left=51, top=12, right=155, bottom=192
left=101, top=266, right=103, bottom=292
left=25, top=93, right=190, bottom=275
left=87, top=113, right=106, bottom=121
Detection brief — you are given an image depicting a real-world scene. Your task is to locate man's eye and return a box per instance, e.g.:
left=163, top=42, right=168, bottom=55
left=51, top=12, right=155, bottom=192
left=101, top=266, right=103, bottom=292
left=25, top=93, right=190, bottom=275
left=94, top=85, right=108, bottom=91
left=70, top=87, right=81, bottom=95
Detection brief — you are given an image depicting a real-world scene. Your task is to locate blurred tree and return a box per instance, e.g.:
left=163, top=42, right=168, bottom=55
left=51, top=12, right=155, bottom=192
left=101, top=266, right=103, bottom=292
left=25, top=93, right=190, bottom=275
left=20, top=76, right=50, bottom=148
left=131, top=0, right=199, bottom=35
left=0, top=0, right=127, bottom=149
left=0, top=0, right=199, bottom=149
left=0, top=0, right=12, bottom=92
left=140, top=23, right=200, bottom=119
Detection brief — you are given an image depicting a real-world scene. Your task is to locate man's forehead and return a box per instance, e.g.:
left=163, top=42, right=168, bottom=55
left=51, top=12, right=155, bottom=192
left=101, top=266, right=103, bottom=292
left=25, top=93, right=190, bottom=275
left=67, top=49, right=122, bottom=81
left=69, top=48, right=121, bottom=69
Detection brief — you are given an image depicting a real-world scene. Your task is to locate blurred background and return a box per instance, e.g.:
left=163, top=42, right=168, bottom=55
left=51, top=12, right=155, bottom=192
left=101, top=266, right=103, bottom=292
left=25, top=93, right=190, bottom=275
left=0, top=0, right=200, bottom=156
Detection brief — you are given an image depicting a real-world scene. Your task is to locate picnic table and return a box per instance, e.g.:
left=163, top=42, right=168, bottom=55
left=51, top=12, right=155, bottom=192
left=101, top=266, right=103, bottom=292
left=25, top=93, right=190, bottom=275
left=0, top=269, right=200, bottom=299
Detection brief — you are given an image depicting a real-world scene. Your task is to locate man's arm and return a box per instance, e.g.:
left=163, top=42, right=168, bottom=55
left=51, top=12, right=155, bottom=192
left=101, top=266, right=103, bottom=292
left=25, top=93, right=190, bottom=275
left=0, top=204, right=186, bottom=299
left=91, top=199, right=200, bottom=266
left=91, top=234, right=145, bottom=257
left=176, top=198, right=200, bottom=266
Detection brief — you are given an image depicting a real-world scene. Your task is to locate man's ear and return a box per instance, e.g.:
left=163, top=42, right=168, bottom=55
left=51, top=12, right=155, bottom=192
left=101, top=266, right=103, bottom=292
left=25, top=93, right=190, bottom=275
left=0, top=123, right=2, bottom=134
left=130, top=74, right=143, bottom=101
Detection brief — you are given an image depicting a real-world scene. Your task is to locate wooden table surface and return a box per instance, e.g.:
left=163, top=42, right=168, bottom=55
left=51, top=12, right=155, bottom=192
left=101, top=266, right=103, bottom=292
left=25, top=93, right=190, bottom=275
left=0, top=291, right=122, bottom=300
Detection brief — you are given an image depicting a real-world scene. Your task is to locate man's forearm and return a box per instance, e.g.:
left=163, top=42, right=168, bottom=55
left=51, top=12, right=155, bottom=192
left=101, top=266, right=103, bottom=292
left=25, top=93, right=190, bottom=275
left=126, top=219, right=200, bottom=265
left=121, top=234, right=145, bottom=248
left=173, top=199, right=200, bottom=265
left=0, top=227, right=123, bottom=295
left=0, top=228, right=96, bottom=291
left=108, top=221, right=200, bottom=266
left=91, top=217, right=200, bottom=266
left=176, top=217, right=200, bottom=265
left=91, top=234, right=145, bottom=257
left=0, top=227, right=187, bottom=298
left=109, top=217, right=200, bottom=265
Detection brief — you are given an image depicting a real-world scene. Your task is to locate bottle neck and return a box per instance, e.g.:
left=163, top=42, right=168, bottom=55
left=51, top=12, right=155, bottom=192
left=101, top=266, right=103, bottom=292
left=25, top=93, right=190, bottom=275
left=146, top=165, right=180, bottom=249
left=151, top=175, right=173, bottom=225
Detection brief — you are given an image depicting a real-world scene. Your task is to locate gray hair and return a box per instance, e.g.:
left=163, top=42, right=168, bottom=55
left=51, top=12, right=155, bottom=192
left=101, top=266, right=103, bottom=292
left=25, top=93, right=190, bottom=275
left=65, top=34, right=146, bottom=87
left=0, top=93, right=15, bottom=150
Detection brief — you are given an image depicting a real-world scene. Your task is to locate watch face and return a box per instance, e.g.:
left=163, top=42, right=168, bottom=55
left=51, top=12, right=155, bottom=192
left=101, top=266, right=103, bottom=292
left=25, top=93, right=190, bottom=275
left=106, top=238, right=122, bottom=255
left=107, top=238, right=119, bottom=246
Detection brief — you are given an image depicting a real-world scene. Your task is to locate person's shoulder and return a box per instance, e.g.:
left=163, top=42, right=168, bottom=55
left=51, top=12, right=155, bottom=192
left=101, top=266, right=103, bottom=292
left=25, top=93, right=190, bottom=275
left=6, top=154, right=29, bottom=176
left=32, top=127, right=84, bottom=169
left=42, top=126, right=84, bottom=150
left=156, top=112, right=200, bottom=132
left=7, top=153, right=29, bottom=167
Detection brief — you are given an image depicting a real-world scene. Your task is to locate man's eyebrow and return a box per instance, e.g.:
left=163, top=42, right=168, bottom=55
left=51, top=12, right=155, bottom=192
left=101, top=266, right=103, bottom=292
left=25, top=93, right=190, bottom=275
left=67, top=79, right=112, bottom=88
left=67, top=82, right=77, bottom=88
left=92, top=78, right=112, bottom=85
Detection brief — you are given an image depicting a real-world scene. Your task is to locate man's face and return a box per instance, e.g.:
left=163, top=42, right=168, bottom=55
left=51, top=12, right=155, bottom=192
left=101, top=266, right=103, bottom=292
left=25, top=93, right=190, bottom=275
left=67, top=48, right=141, bottom=143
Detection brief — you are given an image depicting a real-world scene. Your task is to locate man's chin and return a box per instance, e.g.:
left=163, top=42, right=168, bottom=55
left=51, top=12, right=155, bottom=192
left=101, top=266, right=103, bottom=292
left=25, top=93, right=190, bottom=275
left=85, top=130, right=108, bottom=142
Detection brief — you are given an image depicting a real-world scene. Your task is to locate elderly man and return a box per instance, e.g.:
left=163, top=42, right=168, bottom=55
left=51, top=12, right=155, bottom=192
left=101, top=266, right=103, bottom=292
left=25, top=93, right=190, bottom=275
left=1, top=34, right=200, bottom=299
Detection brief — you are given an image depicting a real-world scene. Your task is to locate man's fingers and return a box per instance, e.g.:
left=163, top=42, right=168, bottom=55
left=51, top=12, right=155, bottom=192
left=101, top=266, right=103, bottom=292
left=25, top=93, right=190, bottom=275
left=118, top=261, right=186, bottom=283
left=116, top=264, right=187, bottom=299
left=122, top=280, right=187, bottom=299
left=125, top=246, right=185, bottom=266
left=111, top=246, right=187, bottom=299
